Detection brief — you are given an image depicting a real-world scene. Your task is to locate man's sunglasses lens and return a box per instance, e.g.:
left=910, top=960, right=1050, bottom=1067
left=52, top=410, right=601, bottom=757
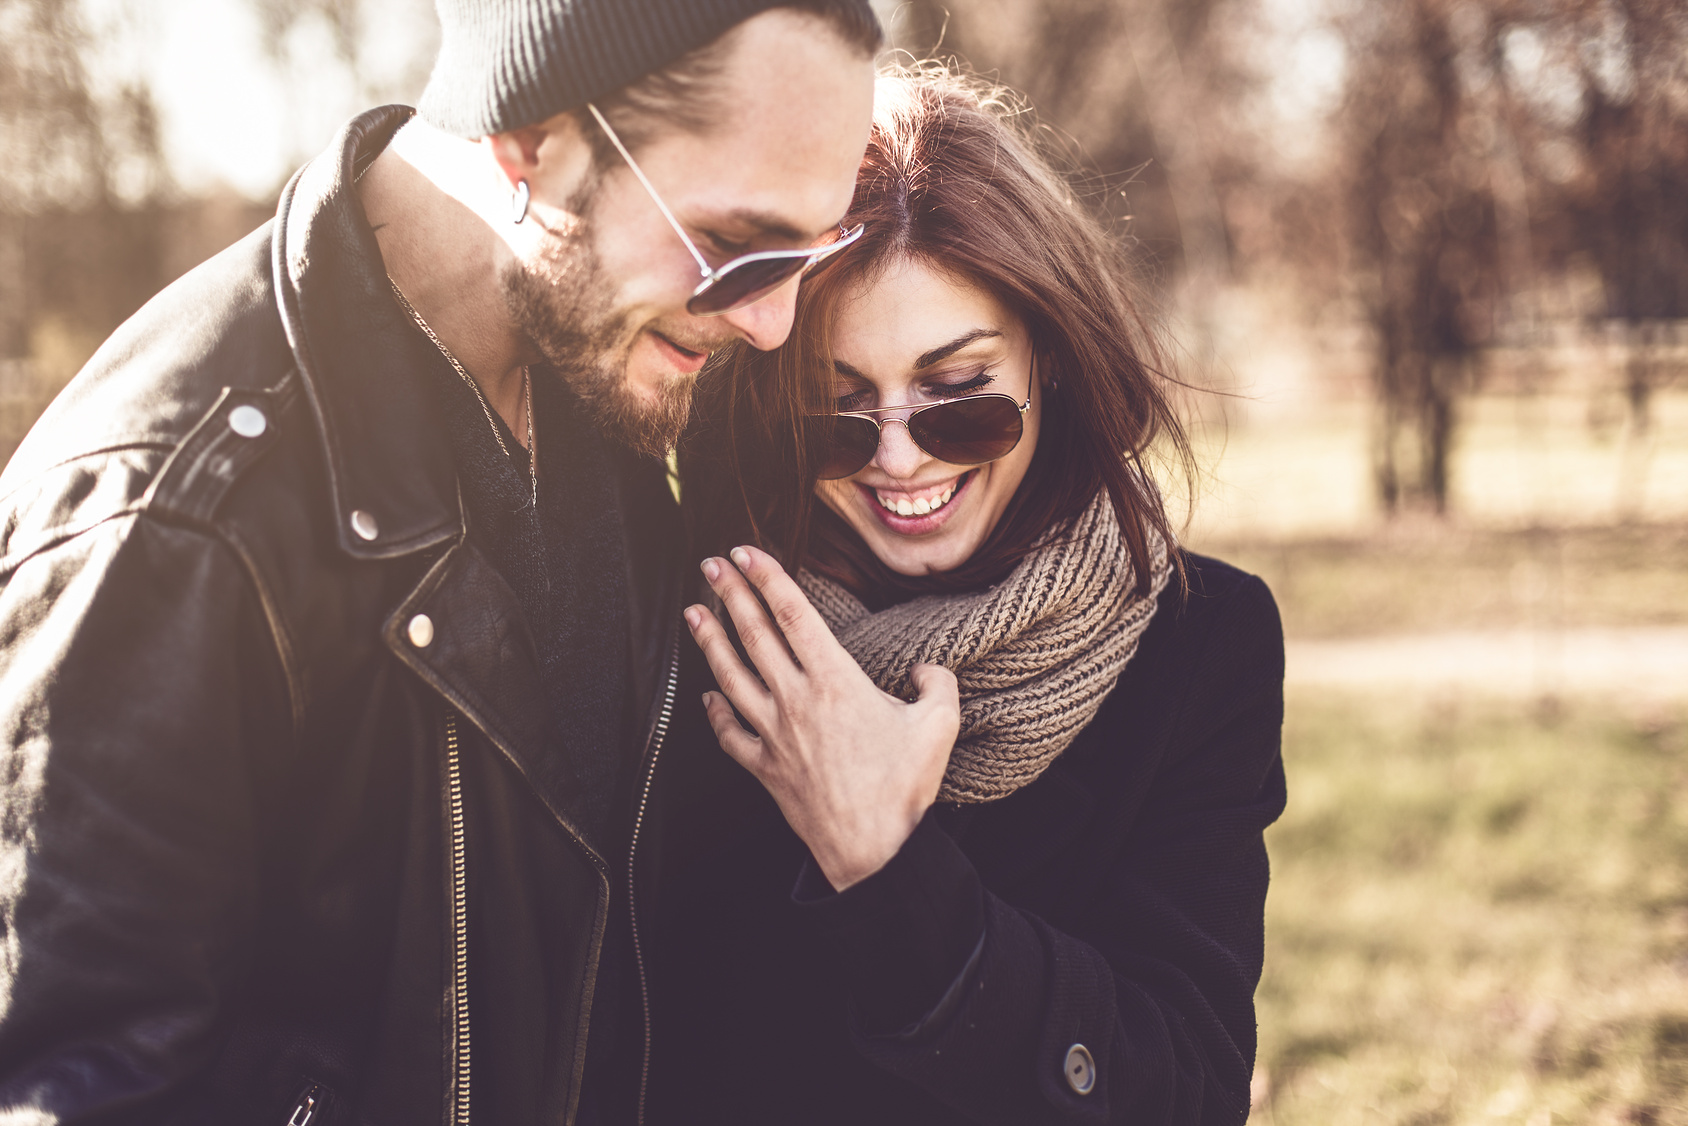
left=687, top=256, right=810, bottom=316
left=813, top=414, right=882, bottom=479
left=908, top=395, right=1025, bottom=466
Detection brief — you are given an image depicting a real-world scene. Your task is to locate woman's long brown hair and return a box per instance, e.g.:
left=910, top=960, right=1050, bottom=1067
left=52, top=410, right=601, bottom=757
left=679, top=63, right=1192, bottom=602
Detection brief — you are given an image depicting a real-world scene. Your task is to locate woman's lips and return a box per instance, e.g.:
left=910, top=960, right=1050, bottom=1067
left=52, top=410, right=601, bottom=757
left=649, top=330, right=708, bottom=374
left=857, top=471, right=975, bottom=535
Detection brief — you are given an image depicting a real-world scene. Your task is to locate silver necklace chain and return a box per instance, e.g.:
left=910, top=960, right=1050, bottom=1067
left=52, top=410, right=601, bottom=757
left=387, top=277, right=537, bottom=515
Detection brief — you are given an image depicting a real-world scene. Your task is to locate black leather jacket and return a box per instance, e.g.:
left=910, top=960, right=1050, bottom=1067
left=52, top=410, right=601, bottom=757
left=0, top=107, right=683, bottom=1125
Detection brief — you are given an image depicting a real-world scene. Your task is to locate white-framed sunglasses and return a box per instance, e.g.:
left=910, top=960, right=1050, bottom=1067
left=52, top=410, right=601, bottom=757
left=586, top=103, right=866, bottom=317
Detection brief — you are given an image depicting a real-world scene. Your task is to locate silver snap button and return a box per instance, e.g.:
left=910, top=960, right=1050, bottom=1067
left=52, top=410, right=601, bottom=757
left=228, top=404, right=268, bottom=438
left=350, top=509, right=379, bottom=541
left=1064, top=1043, right=1095, bottom=1095
left=407, top=613, right=434, bottom=648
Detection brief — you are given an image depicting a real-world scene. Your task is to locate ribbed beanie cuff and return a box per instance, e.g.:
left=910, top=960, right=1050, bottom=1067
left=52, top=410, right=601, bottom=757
left=419, top=0, right=873, bottom=138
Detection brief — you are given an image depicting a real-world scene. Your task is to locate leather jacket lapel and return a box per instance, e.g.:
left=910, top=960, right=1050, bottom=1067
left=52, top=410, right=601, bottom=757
left=385, top=540, right=611, bottom=867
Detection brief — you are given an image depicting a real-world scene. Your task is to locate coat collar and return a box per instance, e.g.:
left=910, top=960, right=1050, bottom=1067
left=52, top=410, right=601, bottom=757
left=273, top=104, right=462, bottom=560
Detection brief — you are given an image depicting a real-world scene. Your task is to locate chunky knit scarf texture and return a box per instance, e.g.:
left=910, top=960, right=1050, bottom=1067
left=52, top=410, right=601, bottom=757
left=798, top=492, right=1172, bottom=803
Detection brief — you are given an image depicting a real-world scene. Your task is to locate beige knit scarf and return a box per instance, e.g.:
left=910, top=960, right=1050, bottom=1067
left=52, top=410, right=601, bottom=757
left=798, top=491, right=1172, bottom=803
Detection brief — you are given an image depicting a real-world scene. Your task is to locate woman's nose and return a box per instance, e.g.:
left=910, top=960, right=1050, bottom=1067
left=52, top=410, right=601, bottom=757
left=872, top=418, right=927, bottom=479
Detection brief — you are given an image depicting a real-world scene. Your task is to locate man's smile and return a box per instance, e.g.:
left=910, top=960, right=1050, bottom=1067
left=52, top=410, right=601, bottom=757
left=649, top=329, right=710, bottom=373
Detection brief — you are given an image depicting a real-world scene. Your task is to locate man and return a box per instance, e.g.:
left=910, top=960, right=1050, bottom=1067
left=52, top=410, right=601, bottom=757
left=0, top=1, right=876, bottom=1121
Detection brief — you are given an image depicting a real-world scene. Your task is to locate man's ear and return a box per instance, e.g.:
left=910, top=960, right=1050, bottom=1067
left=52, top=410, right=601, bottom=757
left=485, top=126, right=547, bottom=191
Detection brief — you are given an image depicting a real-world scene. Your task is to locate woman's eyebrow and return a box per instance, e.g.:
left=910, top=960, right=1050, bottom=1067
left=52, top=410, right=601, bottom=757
left=833, top=359, right=870, bottom=381
left=912, top=329, right=1002, bottom=371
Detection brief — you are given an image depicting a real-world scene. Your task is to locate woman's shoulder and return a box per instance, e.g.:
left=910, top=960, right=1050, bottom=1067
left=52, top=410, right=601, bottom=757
left=1108, top=550, right=1285, bottom=723
left=1177, top=551, right=1278, bottom=615
left=1130, top=550, right=1282, bottom=654
left=1065, top=550, right=1284, bottom=790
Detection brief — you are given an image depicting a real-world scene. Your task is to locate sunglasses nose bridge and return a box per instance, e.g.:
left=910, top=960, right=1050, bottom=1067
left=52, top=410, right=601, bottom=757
left=870, top=415, right=929, bottom=475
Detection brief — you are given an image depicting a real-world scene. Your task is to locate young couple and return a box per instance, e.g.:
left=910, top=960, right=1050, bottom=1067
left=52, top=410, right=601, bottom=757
left=0, top=1, right=1282, bottom=1123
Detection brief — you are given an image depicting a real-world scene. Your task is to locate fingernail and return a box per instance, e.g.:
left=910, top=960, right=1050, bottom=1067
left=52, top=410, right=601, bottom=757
left=701, top=557, right=720, bottom=582
left=700, top=692, right=714, bottom=707
left=730, top=546, right=751, bottom=569
left=684, top=606, right=701, bottom=629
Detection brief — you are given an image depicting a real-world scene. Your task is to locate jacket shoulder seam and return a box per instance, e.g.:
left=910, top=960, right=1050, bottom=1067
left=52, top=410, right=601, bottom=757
left=218, top=522, right=307, bottom=735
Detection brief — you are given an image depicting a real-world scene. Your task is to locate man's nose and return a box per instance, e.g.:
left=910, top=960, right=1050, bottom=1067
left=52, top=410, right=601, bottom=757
left=716, top=273, right=801, bottom=351
left=872, top=418, right=926, bottom=479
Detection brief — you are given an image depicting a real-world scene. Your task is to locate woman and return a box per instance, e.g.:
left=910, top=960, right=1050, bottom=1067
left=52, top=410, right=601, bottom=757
left=643, top=66, right=1286, bottom=1125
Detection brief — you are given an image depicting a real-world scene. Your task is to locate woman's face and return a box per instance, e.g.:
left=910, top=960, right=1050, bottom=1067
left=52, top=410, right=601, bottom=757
left=815, top=257, right=1041, bottom=576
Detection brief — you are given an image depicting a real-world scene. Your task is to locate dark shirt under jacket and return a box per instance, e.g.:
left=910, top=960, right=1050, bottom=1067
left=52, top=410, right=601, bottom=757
left=644, top=553, right=1286, bottom=1125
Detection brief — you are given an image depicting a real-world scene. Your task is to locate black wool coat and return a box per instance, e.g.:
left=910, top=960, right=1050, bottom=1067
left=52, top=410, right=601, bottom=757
left=641, top=554, right=1286, bottom=1125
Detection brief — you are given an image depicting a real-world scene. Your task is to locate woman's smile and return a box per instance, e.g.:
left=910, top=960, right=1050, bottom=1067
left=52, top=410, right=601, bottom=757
left=857, top=469, right=973, bottom=530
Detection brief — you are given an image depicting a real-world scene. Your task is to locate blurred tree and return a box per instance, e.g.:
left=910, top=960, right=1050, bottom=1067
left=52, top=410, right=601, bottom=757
left=257, top=0, right=364, bottom=79
left=1338, top=0, right=1506, bottom=513
left=886, top=0, right=1252, bottom=295
left=0, top=0, right=170, bottom=389
left=255, top=0, right=440, bottom=116
left=1565, top=0, right=1688, bottom=434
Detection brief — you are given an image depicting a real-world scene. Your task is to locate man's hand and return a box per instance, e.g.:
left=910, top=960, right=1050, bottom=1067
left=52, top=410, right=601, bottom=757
left=686, top=546, right=960, bottom=891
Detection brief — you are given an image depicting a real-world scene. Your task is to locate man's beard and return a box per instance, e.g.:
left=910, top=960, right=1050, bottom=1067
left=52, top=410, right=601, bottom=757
left=501, top=233, right=694, bottom=460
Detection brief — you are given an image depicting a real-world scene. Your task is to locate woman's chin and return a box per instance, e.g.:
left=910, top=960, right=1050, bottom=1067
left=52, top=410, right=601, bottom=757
left=849, top=495, right=986, bottom=576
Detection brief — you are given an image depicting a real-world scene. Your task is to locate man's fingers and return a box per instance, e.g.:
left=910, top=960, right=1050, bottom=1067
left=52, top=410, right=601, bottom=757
left=702, top=690, right=766, bottom=773
left=700, top=555, right=802, bottom=686
left=908, top=662, right=962, bottom=729
left=724, top=545, right=837, bottom=669
left=685, top=604, right=773, bottom=725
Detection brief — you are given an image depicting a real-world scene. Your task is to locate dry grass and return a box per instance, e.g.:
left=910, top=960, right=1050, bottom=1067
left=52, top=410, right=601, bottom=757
left=1201, top=523, right=1688, bottom=639
left=1186, top=388, right=1688, bottom=1123
left=1254, top=692, right=1688, bottom=1125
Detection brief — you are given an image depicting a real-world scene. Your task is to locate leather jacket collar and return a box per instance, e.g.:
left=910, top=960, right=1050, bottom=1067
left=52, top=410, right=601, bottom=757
left=274, top=104, right=462, bottom=560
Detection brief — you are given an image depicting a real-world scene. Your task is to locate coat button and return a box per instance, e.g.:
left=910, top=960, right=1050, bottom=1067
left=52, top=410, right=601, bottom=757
left=228, top=404, right=268, bottom=438
left=407, top=614, right=434, bottom=648
left=1064, top=1043, right=1096, bottom=1095
left=350, top=509, right=379, bottom=541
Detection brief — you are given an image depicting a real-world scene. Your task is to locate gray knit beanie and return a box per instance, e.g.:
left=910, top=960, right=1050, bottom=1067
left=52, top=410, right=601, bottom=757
left=418, top=0, right=879, bottom=138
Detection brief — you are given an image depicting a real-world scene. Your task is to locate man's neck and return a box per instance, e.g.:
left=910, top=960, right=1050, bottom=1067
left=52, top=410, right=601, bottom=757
left=358, top=120, right=535, bottom=431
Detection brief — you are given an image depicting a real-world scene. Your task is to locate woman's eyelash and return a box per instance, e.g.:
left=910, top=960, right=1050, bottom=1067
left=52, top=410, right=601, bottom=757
left=833, top=368, right=997, bottom=410
left=926, top=369, right=997, bottom=397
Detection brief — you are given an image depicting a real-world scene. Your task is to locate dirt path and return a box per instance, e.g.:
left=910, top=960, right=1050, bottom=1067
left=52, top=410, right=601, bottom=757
left=1285, top=626, right=1688, bottom=705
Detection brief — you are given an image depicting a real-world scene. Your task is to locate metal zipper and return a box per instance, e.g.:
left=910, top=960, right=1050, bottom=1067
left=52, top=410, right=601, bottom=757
left=285, top=1083, right=324, bottom=1126
left=444, top=711, right=472, bottom=1126
left=628, top=623, right=682, bottom=1126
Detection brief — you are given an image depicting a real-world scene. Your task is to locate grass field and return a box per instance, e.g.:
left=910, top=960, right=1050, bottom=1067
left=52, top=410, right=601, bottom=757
left=1178, top=385, right=1688, bottom=1124
left=1254, top=693, right=1688, bottom=1126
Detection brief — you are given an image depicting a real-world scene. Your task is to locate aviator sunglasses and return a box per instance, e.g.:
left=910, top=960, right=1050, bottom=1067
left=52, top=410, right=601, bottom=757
left=586, top=104, right=866, bottom=317
left=809, top=358, right=1036, bottom=480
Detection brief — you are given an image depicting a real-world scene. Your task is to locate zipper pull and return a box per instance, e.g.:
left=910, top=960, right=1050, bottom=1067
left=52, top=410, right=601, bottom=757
left=287, top=1084, right=325, bottom=1126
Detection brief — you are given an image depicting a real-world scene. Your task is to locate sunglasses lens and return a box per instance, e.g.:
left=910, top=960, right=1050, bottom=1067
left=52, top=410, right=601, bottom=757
left=810, top=415, right=881, bottom=480
left=687, top=255, right=810, bottom=316
left=909, top=396, right=1024, bottom=466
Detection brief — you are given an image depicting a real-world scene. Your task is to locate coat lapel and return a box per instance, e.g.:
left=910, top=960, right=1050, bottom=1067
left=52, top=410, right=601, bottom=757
left=385, top=540, right=610, bottom=867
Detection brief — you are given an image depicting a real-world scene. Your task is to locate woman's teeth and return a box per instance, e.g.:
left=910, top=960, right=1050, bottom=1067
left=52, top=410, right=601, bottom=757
left=876, top=482, right=957, bottom=517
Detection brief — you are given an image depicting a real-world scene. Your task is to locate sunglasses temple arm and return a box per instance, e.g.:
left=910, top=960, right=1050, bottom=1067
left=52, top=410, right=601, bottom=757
left=809, top=225, right=860, bottom=266
left=586, top=103, right=713, bottom=278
